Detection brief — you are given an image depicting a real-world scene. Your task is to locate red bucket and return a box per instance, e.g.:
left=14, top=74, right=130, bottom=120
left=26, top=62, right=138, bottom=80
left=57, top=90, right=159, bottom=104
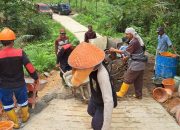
left=0, top=121, right=14, bottom=130
left=162, top=78, right=175, bottom=91
left=153, top=87, right=172, bottom=103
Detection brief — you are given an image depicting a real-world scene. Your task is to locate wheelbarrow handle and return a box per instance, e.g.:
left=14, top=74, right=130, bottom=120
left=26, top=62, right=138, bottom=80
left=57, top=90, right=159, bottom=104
left=34, top=79, right=40, bottom=90
left=59, top=67, right=65, bottom=74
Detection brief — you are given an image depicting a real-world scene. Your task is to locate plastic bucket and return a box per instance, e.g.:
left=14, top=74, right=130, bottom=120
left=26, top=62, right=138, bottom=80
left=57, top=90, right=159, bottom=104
left=177, top=56, right=180, bottom=76
left=160, top=52, right=177, bottom=58
left=162, top=78, right=175, bottom=91
left=0, top=121, right=14, bottom=130
left=174, top=76, right=180, bottom=90
left=152, top=87, right=172, bottom=103
left=155, top=53, right=178, bottom=78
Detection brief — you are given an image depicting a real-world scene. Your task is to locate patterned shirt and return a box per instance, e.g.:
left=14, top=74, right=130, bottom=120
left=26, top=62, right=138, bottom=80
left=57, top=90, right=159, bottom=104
left=55, top=36, right=69, bottom=54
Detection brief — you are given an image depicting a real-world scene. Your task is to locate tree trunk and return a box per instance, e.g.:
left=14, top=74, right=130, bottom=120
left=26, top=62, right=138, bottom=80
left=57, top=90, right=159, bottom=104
left=80, top=0, right=82, bottom=11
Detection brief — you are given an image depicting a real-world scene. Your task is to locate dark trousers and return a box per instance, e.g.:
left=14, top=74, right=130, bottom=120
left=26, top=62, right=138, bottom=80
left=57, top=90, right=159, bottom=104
left=124, top=69, right=144, bottom=97
left=56, top=51, right=71, bottom=75
left=87, top=99, right=103, bottom=130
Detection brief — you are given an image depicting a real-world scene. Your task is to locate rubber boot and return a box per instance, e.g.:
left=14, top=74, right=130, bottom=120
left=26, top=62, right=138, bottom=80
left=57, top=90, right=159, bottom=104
left=116, top=82, right=129, bottom=97
left=6, top=109, right=20, bottom=129
left=21, top=106, right=30, bottom=123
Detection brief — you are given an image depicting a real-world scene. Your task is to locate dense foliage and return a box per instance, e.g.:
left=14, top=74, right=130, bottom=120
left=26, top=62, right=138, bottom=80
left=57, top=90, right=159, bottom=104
left=35, top=0, right=180, bottom=74
left=0, top=0, right=51, bottom=39
left=1, top=0, right=179, bottom=74
left=23, top=20, right=76, bottom=73
left=70, top=0, right=180, bottom=55
left=0, top=0, right=77, bottom=73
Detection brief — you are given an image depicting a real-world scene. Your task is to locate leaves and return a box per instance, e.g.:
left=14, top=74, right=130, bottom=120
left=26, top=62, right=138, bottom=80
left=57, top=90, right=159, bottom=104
left=71, top=0, right=179, bottom=55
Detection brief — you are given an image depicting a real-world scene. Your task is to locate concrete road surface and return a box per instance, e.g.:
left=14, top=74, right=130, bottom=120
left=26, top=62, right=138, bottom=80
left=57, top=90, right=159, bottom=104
left=21, top=14, right=180, bottom=130
left=53, top=14, right=101, bottom=42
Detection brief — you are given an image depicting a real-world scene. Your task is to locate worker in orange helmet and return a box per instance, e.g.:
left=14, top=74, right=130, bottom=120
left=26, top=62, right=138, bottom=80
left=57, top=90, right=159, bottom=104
left=0, top=28, right=39, bottom=129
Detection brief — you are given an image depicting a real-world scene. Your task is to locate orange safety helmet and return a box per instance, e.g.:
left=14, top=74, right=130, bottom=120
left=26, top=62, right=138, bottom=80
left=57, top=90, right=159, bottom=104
left=0, top=28, right=16, bottom=40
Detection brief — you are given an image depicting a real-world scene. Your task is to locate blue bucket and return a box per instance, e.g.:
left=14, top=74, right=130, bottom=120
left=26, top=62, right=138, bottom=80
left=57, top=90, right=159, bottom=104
left=155, top=55, right=178, bottom=78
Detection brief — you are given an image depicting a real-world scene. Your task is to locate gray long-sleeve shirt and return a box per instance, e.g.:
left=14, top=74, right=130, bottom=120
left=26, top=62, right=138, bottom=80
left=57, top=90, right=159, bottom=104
left=97, top=64, right=114, bottom=130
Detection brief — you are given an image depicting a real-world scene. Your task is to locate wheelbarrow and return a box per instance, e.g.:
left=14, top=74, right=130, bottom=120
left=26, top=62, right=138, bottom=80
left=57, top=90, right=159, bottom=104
left=104, top=49, right=128, bottom=91
left=25, top=78, right=47, bottom=109
left=0, top=78, right=47, bottom=111
left=63, top=70, right=91, bottom=103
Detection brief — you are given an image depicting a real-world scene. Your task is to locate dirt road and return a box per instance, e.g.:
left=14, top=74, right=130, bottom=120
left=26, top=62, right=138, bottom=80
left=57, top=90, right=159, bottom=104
left=53, top=14, right=101, bottom=42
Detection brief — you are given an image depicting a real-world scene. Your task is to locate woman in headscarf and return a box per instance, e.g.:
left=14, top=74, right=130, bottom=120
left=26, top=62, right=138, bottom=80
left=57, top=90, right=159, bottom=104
left=110, top=27, right=147, bottom=99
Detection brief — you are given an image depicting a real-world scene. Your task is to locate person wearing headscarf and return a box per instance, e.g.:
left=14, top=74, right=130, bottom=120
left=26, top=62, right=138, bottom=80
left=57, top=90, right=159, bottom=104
left=68, top=43, right=117, bottom=130
left=110, top=27, right=147, bottom=99
left=124, top=28, right=145, bottom=51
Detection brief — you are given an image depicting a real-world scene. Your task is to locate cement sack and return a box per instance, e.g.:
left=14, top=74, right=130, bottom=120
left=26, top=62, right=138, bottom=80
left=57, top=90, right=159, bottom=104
left=89, top=36, right=107, bottom=50
left=107, top=37, right=122, bottom=49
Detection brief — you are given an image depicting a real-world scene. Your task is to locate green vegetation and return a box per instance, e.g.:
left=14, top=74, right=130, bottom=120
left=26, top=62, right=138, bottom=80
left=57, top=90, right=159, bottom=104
left=34, top=0, right=60, bottom=3
left=34, top=0, right=179, bottom=55
left=0, top=0, right=50, bottom=39
left=0, top=0, right=76, bottom=73
left=1, top=0, right=179, bottom=74
left=22, top=20, right=59, bottom=73
left=22, top=20, right=76, bottom=73
left=70, top=0, right=180, bottom=55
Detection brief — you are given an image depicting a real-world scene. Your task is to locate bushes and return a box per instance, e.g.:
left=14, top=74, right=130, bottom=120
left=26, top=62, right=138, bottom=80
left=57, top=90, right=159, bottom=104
left=23, top=20, right=59, bottom=73
left=23, top=20, right=77, bottom=73
left=73, top=2, right=122, bottom=37
left=25, top=47, right=55, bottom=72
left=0, top=0, right=51, bottom=40
left=0, top=0, right=77, bottom=73
left=25, top=15, right=51, bottom=40
left=71, top=0, right=179, bottom=55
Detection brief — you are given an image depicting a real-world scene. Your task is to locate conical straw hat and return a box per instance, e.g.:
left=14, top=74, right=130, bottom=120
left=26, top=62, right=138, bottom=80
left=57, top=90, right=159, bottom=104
left=68, top=42, right=105, bottom=69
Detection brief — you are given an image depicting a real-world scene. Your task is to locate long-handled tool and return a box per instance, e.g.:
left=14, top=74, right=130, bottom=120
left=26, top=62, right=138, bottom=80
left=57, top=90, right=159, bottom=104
left=27, top=83, right=38, bottom=109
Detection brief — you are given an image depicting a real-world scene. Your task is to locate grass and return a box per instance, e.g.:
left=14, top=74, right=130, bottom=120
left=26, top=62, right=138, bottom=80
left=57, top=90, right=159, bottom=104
left=17, top=19, right=76, bottom=73
left=33, top=0, right=66, bottom=4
